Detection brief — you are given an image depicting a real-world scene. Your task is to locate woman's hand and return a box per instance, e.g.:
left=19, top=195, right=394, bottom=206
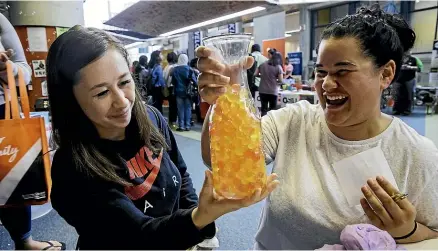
left=0, top=49, right=13, bottom=71
left=192, top=170, right=279, bottom=229
left=196, top=46, right=254, bottom=104
left=360, top=176, right=417, bottom=238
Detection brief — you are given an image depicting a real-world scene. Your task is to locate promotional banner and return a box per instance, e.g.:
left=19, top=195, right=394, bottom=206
left=287, top=52, right=303, bottom=76
left=194, top=31, right=202, bottom=49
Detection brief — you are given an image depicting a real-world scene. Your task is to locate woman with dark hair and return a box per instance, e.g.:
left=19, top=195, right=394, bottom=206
left=134, top=55, right=148, bottom=97
left=172, top=54, right=196, bottom=131
left=283, top=57, right=293, bottom=79
left=163, top=52, right=178, bottom=128
left=255, top=51, right=283, bottom=116
left=130, top=60, right=138, bottom=74
left=46, top=26, right=277, bottom=250
left=148, top=50, right=165, bottom=113
left=189, top=57, right=202, bottom=123
left=198, top=4, right=438, bottom=249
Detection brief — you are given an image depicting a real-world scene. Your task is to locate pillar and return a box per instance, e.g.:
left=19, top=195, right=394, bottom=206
left=253, top=11, right=286, bottom=46
left=299, top=5, right=311, bottom=80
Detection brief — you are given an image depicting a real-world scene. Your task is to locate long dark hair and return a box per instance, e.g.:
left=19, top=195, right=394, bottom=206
left=318, top=4, right=415, bottom=83
left=135, top=55, right=148, bottom=74
left=46, top=25, right=167, bottom=186
left=268, top=52, right=282, bottom=67
left=148, top=50, right=162, bottom=69
left=167, top=52, right=178, bottom=64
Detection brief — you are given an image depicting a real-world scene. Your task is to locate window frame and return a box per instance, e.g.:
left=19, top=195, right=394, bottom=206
left=408, top=1, right=438, bottom=54
left=309, top=1, right=425, bottom=60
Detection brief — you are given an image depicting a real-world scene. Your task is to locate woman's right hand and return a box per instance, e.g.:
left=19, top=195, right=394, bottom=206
left=191, top=170, right=279, bottom=229
left=196, top=47, right=254, bottom=105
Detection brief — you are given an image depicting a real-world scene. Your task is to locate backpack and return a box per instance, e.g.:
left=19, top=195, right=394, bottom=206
left=145, top=66, right=156, bottom=96
left=186, top=69, right=198, bottom=98
left=247, top=54, right=257, bottom=90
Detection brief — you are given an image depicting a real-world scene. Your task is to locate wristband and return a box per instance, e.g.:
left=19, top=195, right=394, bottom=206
left=393, top=221, right=417, bottom=240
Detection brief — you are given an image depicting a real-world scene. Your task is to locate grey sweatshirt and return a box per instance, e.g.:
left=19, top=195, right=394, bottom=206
left=0, top=13, right=32, bottom=106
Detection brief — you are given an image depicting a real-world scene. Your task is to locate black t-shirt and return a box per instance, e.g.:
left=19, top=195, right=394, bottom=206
left=398, top=55, right=418, bottom=83
left=50, top=107, right=215, bottom=250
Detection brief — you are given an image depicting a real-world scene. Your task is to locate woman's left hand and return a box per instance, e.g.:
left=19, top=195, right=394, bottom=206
left=360, top=176, right=417, bottom=238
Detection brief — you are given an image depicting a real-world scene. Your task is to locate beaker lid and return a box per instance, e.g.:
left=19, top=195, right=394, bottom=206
left=203, top=33, right=253, bottom=43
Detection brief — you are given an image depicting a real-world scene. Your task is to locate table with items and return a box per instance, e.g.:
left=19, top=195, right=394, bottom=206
left=254, top=88, right=319, bottom=111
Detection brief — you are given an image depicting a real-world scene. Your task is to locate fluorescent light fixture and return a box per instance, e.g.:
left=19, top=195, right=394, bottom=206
left=109, top=32, right=145, bottom=42
left=285, top=34, right=292, bottom=37
left=159, top=6, right=266, bottom=37
left=268, top=0, right=327, bottom=4
left=285, top=29, right=301, bottom=34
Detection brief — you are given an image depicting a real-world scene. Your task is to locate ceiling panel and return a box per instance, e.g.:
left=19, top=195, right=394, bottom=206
left=104, top=1, right=268, bottom=36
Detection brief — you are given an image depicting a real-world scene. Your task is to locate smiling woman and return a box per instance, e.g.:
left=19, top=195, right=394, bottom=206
left=46, top=25, right=278, bottom=250
left=199, top=3, right=438, bottom=250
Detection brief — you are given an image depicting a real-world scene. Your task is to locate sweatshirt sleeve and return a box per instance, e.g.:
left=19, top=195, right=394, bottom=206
left=162, top=111, right=199, bottom=210
left=0, top=13, right=32, bottom=85
left=51, top=150, right=215, bottom=250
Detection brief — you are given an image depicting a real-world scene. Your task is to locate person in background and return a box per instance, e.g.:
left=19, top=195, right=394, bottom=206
left=172, top=54, right=196, bottom=131
left=189, top=58, right=202, bottom=124
left=163, top=52, right=178, bottom=129
left=0, top=13, right=65, bottom=250
left=46, top=26, right=277, bottom=249
left=198, top=4, right=438, bottom=249
left=148, top=51, right=165, bottom=113
left=255, top=51, right=283, bottom=116
left=134, top=55, right=148, bottom=98
left=267, top=48, right=278, bottom=59
left=130, top=60, right=138, bottom=74
left=283, top=57, right=293, bottom=80
left=392, top=52, right=421, bottom=116
left=248, top=44, right=268, bottom=98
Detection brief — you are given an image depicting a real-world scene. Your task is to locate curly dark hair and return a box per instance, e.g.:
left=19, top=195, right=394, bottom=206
left=318, top=4, right=415, bottom=83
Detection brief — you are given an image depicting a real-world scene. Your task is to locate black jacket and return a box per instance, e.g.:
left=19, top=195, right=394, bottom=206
left=50, top=107, right=215, bottom=250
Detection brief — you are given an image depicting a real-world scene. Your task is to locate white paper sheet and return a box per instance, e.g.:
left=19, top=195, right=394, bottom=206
left=333, top=146, right=399, bottom=207
left=27, top=27, right=48, bottom=52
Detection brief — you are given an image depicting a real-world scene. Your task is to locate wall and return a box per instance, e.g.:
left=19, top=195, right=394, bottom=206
left=9, top=1, right=84, bottom=27
left=285, top=34, right=300, bottom=53
left=15, top=26, right=56, bottom=111
left=253, top=11, right=286, bottom=46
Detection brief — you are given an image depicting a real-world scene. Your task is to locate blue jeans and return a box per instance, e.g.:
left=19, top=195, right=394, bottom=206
left=0, top=206, right=32, bottom=244
left=176, top=97, right=192, bottom=129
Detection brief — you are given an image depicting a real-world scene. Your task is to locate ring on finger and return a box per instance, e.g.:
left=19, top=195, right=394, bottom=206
left=391, top=193, right=408, bottom=203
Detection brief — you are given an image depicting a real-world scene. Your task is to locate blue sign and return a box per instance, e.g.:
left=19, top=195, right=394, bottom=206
left=287, top=52, right=302, bottom=76
left=194, top=31, right=201, bottom=49
left=228, top=23, right=236, bottom=34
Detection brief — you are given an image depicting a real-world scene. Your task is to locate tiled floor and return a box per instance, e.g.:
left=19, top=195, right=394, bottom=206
left=1, top=107, right=437, bottom=250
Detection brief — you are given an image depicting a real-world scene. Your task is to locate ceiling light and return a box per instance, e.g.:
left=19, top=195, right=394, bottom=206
left=285, top=29, right=301, bottom=34
left=159, top=6, right=266, bottom=37
left=268, top=0, right=326, bottom=4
